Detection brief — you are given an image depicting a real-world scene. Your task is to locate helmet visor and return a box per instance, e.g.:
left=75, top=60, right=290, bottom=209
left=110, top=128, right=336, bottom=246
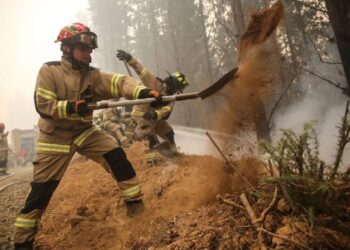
left=72, top=32, right=98, bottom=49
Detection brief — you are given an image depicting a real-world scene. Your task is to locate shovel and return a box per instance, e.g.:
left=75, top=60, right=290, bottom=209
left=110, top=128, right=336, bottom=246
left=89, top=67, right=238, bottom=110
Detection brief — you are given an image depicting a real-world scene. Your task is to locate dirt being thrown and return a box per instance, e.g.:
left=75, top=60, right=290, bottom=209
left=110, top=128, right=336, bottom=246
left=214, top=1, right=284, bottom=142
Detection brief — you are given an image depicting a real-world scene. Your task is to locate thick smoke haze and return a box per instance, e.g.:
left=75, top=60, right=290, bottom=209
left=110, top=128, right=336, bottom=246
left=0, top=0, right=89, bottom=131
left=273, top=63, right=350, bottom=164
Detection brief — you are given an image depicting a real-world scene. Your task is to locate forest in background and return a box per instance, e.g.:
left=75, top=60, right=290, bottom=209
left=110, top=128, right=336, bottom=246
left=87, top=0, right=349, bottom=134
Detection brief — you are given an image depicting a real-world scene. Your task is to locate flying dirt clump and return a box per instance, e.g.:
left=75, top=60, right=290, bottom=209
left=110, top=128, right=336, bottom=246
left=214, top=1, right=284, bottom=139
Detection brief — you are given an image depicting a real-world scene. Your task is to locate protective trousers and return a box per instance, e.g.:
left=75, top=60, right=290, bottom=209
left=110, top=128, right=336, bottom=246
left=14, top=129, right=142, bottom=248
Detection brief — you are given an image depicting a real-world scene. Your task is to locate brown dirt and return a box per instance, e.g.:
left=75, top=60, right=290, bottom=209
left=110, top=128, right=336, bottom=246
left=7, top=2, right=347, bottom=250
left=35, top=142, right=238, bottom=249
left=213, top=0, right=283, bottom=137
left=33, top=2, right=287, bottom=249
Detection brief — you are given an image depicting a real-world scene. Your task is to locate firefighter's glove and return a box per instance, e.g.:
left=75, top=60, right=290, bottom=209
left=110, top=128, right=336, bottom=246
left=67, top=100, right=92, bottom=117
left=116, top=50, right=132, bottom=62
left=138, top=89, right=165, bottom=108
left=143, top=110, right=158, bottom=121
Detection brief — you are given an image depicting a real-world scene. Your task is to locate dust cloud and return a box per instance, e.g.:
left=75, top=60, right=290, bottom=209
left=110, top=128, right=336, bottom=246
left=213, top=1, right=284, bottom=141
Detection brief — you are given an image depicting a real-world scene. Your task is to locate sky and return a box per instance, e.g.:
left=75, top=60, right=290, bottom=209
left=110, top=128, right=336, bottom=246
left=0, top=0, right=90, bottom=131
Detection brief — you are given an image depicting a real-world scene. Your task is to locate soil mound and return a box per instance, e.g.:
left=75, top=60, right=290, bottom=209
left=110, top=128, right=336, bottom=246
left=36, top=142, right=233, bottom=249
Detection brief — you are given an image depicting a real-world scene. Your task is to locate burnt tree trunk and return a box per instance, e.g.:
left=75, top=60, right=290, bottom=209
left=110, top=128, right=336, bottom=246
left=325, top=0, right=350, bottom=91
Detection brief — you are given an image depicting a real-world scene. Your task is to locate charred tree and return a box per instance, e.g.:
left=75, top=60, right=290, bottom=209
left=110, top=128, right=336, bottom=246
left=325, top=0, right=350, bottom=91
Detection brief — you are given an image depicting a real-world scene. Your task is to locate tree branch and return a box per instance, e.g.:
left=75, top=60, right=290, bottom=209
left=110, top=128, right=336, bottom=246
left=300, top=66, right=349, bottom=94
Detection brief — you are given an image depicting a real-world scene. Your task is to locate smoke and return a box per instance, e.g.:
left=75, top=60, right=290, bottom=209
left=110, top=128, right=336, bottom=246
left=273, top=84, right=350, bottom=165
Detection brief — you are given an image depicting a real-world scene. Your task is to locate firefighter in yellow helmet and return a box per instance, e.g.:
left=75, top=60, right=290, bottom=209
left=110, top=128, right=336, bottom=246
left=116, top=50, right=189, bottom=157
left=13, top=23, right=163, bottom=250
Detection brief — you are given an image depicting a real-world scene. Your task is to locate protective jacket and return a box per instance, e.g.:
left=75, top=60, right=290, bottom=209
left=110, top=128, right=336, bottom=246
left=127, top=57, right=173, bottom=121
left=14, top=58, right=147, bottom=247
left=35, top=58, right=147, bottom=150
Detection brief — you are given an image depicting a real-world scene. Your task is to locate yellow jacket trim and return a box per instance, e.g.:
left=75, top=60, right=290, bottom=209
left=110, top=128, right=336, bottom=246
left=132, top=85, right=147, bottom=99
left=74, top=126, right=99, bottom=147
left=140, top=68, right=148, bottom=79
left=144, top=151, right=156, bottom=160
left=81, top=115, right=93, bottom=122
left=57, top=100, right=68, bottom=119
left=121, top=184, right=141, bottom=199
left=161, top=105, right=172, bottom=112
left=15, top=218, right=37, bottom=228
left=155, top=110, right=162, bottom=121
left=131, top=110, right=144, bottom=117
left=36, top=142, right=71, bottom=154
left=111, top=74, right=121, bottom=97
left=36, top=87, right=57, bottom=101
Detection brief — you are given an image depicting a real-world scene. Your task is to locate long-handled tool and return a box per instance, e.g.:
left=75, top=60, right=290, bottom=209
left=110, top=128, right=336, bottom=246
left=89, top=67, right=238, bottom=110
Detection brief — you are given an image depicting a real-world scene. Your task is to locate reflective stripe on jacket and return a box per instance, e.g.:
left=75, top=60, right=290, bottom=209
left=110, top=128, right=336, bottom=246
left=35, top=58, right=147, bottom=145
left=128, top=57, right=173, bottom=121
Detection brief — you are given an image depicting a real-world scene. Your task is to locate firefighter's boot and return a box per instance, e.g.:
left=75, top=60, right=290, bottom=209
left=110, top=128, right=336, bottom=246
left=148, top=134, right=160, bottom=149
left=125, top=199, right=144, bottom=217
left=164, top=130, right=179, bottom=156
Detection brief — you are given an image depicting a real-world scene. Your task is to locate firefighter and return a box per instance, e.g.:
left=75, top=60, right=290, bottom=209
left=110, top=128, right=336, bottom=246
left=14, top=23, right=163, bottom=250
left=120, top=106, right=138, bottom=142
left=101, top=107, right=129, bottom=147
left=116, top=50, right=189, bottom=157
left=0, top=123, right=9, bottom=175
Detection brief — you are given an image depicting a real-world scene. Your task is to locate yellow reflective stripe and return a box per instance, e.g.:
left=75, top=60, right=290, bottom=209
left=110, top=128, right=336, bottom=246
left=111, top=74, right=121, bottom=97
left=121, top=185, right=141, bottom=199
left=155, top=110, right=162, bottom=120
left=131, top=110, right=144, bottom=117
left=15, top=218, right=37, bottom=228
left=36, top=142, right=70, bottom=153
left=162, top=105, right=172, bottom=112
left=36, top=88, right=57, bottom=101
left=139, top=68, right=148, bottom=79
left=81, top=115, right=93, bottom=122
left=132, top=85, right=147, bottom=99
left=144, top=152, right=156, bottom=160
left=65, top=25, right=79, bottom=35
left=74, top=127, right=99, bottom=147
left=57, top=100, right=68, bottom=119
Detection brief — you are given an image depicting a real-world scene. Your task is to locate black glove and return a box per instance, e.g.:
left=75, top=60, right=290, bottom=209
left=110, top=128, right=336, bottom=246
left=143, top=110, right=158, bottom=121
left=116, top=50, right=132, bottom=62
left=67, top=100, right=92, bottom=117
left=138, top=89, right=165, bottom=108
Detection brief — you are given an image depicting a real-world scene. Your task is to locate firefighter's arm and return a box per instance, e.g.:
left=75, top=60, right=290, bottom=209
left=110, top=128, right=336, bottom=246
left=35, top=64, right=72, bottom=120
left=116, top=50, right=163, bottom=91
left=97, top=70, right=162, bottom=101
left=154, top=103, right=173, bottom=120
left=35, top=64, right=93, bottom=119
left=143, top=104, right=173, bottom=121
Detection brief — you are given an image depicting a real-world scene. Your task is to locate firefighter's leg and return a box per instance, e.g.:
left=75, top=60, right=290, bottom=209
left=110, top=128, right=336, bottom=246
left=155, top=121, right=178, bottom=154
left=77, top=130, right=143, bottom=217
left=14, top=150, right=75, bottom=249
left=114, top=126, right=128, bottom=146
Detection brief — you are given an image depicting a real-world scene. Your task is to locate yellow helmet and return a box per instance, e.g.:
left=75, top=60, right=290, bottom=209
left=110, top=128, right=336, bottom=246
left=165, top=72, right=189, bottom=94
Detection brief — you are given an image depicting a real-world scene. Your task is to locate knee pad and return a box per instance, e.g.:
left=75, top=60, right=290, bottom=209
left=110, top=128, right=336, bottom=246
left=21, top=180, right=59, bottom=214
left=103, top=147, right=136, bottom=182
